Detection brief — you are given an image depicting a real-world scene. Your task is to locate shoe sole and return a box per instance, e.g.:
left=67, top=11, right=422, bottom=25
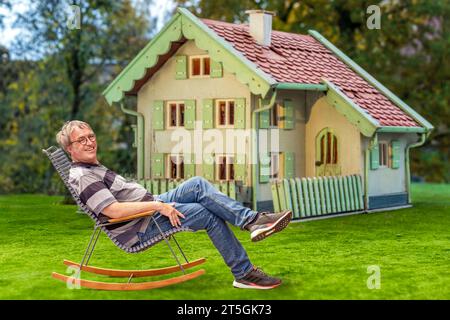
left=250, top=210, right=292, bottom=242
left=232, top=280, right=281, bottom=290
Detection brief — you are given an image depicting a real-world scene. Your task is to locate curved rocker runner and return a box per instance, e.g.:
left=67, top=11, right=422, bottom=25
left=62, top=257, right=206, bottom=278
left=52, top=269, right=205, bottom=291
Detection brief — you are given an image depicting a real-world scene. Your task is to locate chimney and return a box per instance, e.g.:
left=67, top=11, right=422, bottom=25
left=245, top=10, right=276, bottom=47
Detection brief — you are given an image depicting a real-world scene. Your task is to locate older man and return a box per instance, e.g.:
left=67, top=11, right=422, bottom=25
left=56, top=120, right=292, bottom=289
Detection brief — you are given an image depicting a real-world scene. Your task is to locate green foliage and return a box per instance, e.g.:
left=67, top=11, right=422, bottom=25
left=0, top=1, right=10, bottom=28
left=0, top=0, right=147, bottom=193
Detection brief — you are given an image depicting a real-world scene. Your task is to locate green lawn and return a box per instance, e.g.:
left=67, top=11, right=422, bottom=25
left=0, top=183, right=449, bottom=300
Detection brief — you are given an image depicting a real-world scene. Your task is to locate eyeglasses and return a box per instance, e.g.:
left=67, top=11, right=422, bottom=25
left=69, top=133, right=96, bottom=145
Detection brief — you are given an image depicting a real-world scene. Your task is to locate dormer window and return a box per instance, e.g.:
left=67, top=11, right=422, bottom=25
left=190, top=55, right=210, bottom=77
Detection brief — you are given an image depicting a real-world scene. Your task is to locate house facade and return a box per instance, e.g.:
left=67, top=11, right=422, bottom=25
left=102, top=8, right=432, bottom=216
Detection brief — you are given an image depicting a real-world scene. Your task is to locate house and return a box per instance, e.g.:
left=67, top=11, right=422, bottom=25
left=102, top=8, right=433, bottom=217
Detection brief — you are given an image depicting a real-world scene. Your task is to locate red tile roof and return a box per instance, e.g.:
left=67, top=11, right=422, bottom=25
left=201, top=18, right=420, bottom=127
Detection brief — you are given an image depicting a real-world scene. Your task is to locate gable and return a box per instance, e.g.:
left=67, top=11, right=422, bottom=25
left=102, top=8, right=275, bottom=106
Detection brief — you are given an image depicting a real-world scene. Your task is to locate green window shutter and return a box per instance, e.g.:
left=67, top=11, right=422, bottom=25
left=210, top=59, right=222, bottom=78
left=234, top=154, right=246, bottom=181
left=283, top=99, right=294, bottom=129
left=131, top=124, right=137, bottom=148
left=184, top=153, right=196, bottom=179
left=175, top=55, right=187, bottom=80
left=151, top=153, right=164, bottom=179
left=202, top=99, right=214, bottom=129
left=152, top=100, right=164, bottom=130
left=284, top=152, right=295, bottom=178
left=259, top=153, right=270, bottom=183
left=234, top=98, right=246, bottom=129
left=259, top=110, right=270, bottom=129
left=202, top=154, right=215, bottom=181
left=370, top=144, right=380, bottom=170
left=391, top=140, right=401, bottom=169
left=184, top=99, right=196, bottom=129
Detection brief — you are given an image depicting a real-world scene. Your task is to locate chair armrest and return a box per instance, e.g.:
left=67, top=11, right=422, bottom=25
left=107, top=210, right=156, bottom=224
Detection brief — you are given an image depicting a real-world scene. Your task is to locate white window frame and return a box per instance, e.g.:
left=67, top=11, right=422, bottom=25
left=215, top=154, right=235, bottom=181
left=270, top=152, right=284, bottom=179
left=189, top=55, right=211, bottom=78
left=378, top=141, right=389, bottom=168
left=215, top=99, right=235, bottom=128
left=166, top=101, right=185, bottom=128
left=166, top=154, right=185, bottom=179
left=269, top=152, right=281, bottom=179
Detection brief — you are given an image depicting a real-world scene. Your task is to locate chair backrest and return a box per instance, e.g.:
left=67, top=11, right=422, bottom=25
left=42, top=146, right=191, bottom=253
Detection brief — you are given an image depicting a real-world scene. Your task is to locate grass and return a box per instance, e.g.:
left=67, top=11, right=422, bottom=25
left=0, top=183, right=449, bottom=300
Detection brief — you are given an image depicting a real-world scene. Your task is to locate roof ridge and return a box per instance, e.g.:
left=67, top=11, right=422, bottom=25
left=200, top=17, right=312, bottom=39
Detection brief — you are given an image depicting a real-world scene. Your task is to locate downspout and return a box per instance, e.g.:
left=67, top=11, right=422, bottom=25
left=119, top=102, right=145, bottom=180
left=405, top=132, right=427, bottom=204
left=251, top=89, right=277, bottom=211
left=364, top=133, right=378, bottom=211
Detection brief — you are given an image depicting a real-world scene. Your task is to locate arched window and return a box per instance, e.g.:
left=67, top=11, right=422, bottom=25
left=315, top=128, right=340, bottom=176
left=317, top=128, right=338, bottom=165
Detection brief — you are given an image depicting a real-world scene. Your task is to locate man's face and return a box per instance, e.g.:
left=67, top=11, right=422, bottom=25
left=66, top=126, right=98, bottom=164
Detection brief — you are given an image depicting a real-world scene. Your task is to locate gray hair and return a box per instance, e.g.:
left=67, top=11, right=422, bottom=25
left=56, top=120, right=92, bottom=152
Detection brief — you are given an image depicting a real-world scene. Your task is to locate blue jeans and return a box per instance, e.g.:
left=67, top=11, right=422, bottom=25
left=136, top=176, right=258, bottom=279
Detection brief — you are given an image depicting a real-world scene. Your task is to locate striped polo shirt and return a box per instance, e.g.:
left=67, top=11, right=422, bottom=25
left=68, top=162, right=154, bottom=247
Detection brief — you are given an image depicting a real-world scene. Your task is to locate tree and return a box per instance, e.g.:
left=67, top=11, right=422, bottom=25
left=0, top=0, right=152, bottom=194
left=0, top=1, right=11, bottom=28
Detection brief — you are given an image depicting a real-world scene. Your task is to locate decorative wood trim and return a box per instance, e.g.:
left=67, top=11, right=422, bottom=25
left=103, top=8, right=275, bottom=105
left=377, top=126, right=425, bottom=133
left=103, top=13, right=184, bottom=105
left=324, top=79, right=379, bottom=137
left=275, top=83, right=327, bottom=91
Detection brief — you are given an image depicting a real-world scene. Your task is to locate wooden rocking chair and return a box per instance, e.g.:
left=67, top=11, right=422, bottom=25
left=43, top=146, right=206, bottom=291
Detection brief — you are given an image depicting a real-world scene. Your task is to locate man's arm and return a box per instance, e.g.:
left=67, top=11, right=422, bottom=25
left=102, top=201, right=163, bottom=219
left=70, top=171, right=185, bottom=224
left=103, top=201, right=185, bottom=227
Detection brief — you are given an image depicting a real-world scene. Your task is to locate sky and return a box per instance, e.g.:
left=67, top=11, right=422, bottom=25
left=0, top=0, right=177, bottom=53
left=0, top=1, right=27, bottom=48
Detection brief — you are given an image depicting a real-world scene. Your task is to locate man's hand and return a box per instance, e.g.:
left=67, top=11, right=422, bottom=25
left=157, top=202, right=185, bottom=227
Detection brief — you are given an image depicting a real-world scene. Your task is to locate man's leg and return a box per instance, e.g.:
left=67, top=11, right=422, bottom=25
left=155, top=176, right=293, bottom=242
left=138, top=202, right=254, bottom=279
left=155, top=176, right=257, bottom=229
